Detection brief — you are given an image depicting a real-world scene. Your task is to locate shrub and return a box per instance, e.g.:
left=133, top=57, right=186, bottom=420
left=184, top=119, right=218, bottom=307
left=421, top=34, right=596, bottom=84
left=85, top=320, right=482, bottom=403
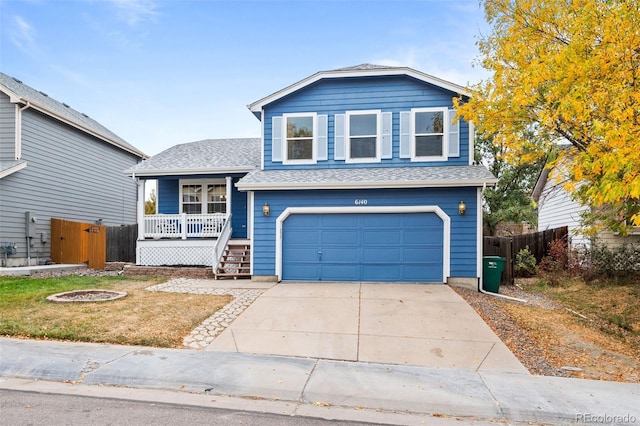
left=537, top=238, right=569, bottom=285
left=514, top=246, right=537, bottom=277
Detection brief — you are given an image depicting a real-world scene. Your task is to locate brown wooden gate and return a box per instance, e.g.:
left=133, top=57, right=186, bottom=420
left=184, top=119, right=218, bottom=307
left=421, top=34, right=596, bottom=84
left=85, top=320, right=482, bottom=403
left=51, top=218, right=106, bottom=269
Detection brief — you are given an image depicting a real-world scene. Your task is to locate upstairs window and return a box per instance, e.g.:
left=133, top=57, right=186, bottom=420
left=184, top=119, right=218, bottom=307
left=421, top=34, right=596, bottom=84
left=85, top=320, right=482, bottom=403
left=413, top=108, right=446, bottom=160
left=400, top=107, right=455, bottom=162
left=284, top=113, right=316, bottom=164
left=346, top=110, right=381, bottom=163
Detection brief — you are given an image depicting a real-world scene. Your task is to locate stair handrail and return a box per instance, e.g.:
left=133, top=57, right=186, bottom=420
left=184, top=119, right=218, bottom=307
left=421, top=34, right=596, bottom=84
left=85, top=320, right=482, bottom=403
left=212, top=214, right=233, bottom=274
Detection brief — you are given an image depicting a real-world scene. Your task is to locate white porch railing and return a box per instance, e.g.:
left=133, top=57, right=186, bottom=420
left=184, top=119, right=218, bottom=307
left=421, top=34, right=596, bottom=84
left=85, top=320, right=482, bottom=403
left=212, top=213, right=233, bottom=273
left=143, top=213, right=227, bottom=239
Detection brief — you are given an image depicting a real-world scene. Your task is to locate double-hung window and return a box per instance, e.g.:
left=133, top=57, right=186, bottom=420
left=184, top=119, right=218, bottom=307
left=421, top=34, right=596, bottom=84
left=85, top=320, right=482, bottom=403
left=180, top=180, right=227, bottom=214
left=283, top=113, right=316, bottom=164
left=346, top=110, right=380, bottom=163
left=181, top=184, right=202, bottom=214
left=412, top=107, right=447, bottom=161
left=206, top=184, right=226, bottom=213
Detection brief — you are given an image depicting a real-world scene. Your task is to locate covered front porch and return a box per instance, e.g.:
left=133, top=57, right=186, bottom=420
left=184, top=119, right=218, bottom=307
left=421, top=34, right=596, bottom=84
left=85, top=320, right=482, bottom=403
left=125, top=138, right=260, bottom=269
left=133, top=175, right=249, bottom=268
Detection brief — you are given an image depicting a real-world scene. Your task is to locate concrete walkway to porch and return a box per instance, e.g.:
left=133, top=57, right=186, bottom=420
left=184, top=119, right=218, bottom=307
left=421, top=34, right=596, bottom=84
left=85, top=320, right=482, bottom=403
left=205, top=282, right=528, bottom=374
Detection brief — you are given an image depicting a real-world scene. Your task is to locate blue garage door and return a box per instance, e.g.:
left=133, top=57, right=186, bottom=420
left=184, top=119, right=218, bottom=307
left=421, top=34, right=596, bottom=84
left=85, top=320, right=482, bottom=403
left=282, top=213, right=443, bottom=282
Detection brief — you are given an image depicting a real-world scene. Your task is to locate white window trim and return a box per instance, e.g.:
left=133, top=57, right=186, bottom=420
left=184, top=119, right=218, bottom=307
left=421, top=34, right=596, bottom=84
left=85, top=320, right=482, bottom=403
left=275, top=205, right=450, bottom=282
left=411, top=107, right=448, bottom=162
left=179, top=179, right=226, bottom=214
left=283, top=112, right=317, bottom=165
left=345, top=109, right=382, bottom=164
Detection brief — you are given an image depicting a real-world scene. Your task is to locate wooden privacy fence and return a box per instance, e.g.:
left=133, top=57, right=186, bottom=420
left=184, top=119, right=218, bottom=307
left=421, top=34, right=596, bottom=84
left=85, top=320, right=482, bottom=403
left=106, top=224, right=137, bottom=263
left=483, top=226, right=568, bottom=285
left=51, top=218, right=106, bottom=269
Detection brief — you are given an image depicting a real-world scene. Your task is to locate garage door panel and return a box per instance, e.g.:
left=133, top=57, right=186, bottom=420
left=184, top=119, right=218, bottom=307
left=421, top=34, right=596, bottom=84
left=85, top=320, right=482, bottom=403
left=286, top=265, right=319, bottom=280
left=404, top=265, right=439, bottom=281
left=363, top=230, right=402, bottom=244
left=362, top=214, right=401, bottom=227
left=283, top=247, right=319, bottom=261
left=282, top=212, right=444, bottom=282
left=321, top=264, right=360, bottom=281
left=321, top=214, right=358, bottom=228
left=403, top=248, right=442, bottom=262
left=322, top=230, right=359, bottom=245
left=362, top=265, right=402, bottom=281
left=322, top=247, right=359, bottom=262
left=403, top=230, right=442, bottom=245
left=362, top=247, right=402, bottom=262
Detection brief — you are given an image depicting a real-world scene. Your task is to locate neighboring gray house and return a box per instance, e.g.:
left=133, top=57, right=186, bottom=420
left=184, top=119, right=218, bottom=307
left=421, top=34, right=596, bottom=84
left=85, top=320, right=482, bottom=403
left=0, top=73, right=147, bottom=267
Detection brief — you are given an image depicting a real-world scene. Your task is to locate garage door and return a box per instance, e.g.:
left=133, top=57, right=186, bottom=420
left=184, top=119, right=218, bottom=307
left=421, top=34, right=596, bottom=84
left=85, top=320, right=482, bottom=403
left=282, top=212, right=444, bottom=282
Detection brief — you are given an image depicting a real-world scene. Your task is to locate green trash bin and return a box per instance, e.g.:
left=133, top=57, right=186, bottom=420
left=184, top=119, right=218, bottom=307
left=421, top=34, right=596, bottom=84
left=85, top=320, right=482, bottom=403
left=483, top=256, right=505, bottom=293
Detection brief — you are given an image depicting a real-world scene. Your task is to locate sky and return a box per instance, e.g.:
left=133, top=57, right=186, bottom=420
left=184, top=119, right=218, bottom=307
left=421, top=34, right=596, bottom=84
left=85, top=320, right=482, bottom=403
left=1, top=0, right=490, bottom=157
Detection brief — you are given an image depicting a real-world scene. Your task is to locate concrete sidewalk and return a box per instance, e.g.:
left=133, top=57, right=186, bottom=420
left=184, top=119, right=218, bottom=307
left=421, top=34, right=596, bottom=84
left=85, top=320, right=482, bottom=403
left=1, top=337, right=638, bottom=425
left=206, top=282, right=527, bottom=374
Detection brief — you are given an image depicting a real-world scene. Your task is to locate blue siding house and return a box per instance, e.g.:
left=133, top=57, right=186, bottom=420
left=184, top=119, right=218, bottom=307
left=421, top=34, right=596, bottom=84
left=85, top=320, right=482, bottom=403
left=241, top=64, right=496, bottom=283
left=129, top=64, right=496, bottom=284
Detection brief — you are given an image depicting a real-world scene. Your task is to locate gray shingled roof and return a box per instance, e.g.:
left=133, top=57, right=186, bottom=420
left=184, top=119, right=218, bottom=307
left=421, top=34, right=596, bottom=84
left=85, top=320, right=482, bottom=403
left=126, top=138, right=261, bottom=176
left=0, top=73, right=146, bottom=158
left=236, top=165, right=497, bottom=191
left=330, top=63, right=398, bottom=72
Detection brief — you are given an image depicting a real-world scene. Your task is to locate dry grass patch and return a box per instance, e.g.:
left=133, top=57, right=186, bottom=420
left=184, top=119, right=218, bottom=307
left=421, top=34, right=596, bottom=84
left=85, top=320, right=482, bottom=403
left=502, top=277, right=640, bottom=382
left=0, top=276, right=233, bottom=348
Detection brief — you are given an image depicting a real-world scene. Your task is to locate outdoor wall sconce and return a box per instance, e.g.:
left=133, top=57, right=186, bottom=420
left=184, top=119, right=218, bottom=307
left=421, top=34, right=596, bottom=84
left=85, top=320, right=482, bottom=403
left=262, top=202, right=270, bottom=217
left=458, top=200, right=466, bottom=215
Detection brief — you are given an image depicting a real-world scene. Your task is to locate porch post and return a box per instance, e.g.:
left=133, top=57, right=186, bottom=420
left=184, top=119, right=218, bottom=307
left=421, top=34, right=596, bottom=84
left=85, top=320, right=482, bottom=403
left=226, top=176, right=232, bottom=218
left=136, top=178, right=145, bottom=241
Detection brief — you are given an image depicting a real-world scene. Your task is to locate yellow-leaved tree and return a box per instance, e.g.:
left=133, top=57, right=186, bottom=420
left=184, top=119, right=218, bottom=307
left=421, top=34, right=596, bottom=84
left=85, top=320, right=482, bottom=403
left=455, top=0, right=640, bottom=234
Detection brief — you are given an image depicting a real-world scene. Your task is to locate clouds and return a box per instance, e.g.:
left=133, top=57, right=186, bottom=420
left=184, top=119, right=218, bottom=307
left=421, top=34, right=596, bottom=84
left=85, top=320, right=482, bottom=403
left=105, top=0, right=159, bottom=26
left=10, top=15, right=37, bottom=53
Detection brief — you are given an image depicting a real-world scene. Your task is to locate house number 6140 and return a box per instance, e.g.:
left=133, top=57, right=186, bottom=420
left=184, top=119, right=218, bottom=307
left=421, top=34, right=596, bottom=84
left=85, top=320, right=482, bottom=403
left=354, top=199, right=368, bottom=205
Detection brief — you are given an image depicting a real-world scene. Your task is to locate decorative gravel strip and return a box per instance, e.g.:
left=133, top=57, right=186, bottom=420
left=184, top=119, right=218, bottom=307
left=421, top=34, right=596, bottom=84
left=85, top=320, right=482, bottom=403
left=146, top=278, right=264, bottom=350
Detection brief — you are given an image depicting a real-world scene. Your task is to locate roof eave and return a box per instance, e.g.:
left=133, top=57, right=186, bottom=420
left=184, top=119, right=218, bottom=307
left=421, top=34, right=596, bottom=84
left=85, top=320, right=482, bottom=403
left=126, top=166, right=256, bottom=177
left=0, top=160, right=28, bottom=179
left=237, top=178, right=498, bottom=192
left=247, top=67, right=471, bottom=113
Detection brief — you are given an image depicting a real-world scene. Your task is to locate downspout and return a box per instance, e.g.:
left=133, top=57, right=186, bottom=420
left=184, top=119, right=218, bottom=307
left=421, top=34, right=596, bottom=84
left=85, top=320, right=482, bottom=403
left=478, top=182, right=527, bottom=303
left=16, top=101, right=31, bottom=159
left=17, top=102, right=31, bottom=265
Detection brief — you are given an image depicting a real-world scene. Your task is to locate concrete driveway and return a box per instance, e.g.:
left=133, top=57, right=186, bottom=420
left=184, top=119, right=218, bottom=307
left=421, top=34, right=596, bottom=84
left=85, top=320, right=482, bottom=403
left=206, top=282, right=528, bottom=374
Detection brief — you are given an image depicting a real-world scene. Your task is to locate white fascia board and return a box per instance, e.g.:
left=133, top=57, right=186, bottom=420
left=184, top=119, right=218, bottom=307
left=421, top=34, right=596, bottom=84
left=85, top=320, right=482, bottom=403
left=125, top=167, right=256, bottom=177
left=275, top=205, right=451, bottom=282
left=0, top=85, right=22, bottom=103
left=237, top=178, right=498, bottom=191
left=0, top=161, right=28, bottom=179
left=248, top=67, right=470, bottom=113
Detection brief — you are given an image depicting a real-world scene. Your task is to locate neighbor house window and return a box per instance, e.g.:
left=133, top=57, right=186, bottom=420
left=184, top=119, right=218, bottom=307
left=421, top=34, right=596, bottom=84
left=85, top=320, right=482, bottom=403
left=284, top=113, right=315, bottom=163
left=180, top=180, right=226, bottom=214
left=346, top=110, right=380, bottom=162
left=412, top=107, right=447, bottom=160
